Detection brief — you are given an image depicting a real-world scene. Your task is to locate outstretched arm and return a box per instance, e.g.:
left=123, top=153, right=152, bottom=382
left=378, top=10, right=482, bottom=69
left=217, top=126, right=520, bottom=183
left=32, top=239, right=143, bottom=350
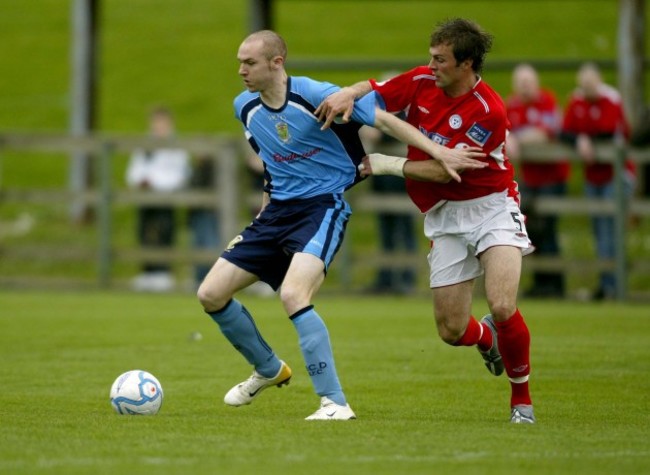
left=359, top=153, right=454, bottom=183
left=372, top=108, right=486, bottom=182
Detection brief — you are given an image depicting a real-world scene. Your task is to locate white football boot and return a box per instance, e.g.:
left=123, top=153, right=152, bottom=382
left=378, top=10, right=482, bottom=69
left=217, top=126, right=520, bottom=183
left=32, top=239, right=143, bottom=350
left=305, top=396, right=356, bottom=421
left=224, top=361, right=292, bottom=406
left=510, top=404, right=536, bottom=424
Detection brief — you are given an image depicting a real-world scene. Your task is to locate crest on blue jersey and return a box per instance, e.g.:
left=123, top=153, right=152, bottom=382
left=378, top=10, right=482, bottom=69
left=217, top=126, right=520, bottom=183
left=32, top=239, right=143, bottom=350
left=465, top=122, right=492, bottom=146
left=275, top=121, right=291, bottom=143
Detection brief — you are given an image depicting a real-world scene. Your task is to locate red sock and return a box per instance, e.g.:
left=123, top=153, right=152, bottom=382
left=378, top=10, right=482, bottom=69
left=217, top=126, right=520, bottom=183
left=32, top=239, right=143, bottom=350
left=494, top=309, right=532, bottom=407
left=453, top=316, right=493, bottom=352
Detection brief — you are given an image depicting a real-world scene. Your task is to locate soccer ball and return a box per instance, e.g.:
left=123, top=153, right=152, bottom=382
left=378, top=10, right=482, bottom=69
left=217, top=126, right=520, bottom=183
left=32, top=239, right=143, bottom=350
left=109, top=370, right=163, bottom=415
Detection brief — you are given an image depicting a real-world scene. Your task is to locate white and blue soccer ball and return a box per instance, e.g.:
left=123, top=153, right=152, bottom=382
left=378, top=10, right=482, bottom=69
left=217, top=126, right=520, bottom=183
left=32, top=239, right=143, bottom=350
left=109, top=370, right=163, bottom=415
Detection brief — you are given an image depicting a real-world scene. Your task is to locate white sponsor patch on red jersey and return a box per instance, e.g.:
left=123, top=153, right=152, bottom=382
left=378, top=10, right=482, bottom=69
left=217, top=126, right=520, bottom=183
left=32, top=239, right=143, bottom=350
left=465, top=122, right=492, bottom=146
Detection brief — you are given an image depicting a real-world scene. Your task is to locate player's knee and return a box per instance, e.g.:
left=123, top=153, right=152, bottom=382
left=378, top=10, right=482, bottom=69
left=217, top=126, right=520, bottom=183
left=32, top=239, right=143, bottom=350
left=439, top=329, right=461, bottom=345
left=196, top=283, right=213, bottom=309
left=279, top=286, right=309, bottom=316
left=197, top=283, right=229, bottom=312
left=436, top=319, right=464, bottom=345
left=487, top=299, right=516, bottom=322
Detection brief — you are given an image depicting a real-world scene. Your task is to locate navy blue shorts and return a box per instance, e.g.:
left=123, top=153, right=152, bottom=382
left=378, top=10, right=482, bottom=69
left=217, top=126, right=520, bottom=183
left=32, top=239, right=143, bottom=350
left=221, top=193, right=351, bottom=290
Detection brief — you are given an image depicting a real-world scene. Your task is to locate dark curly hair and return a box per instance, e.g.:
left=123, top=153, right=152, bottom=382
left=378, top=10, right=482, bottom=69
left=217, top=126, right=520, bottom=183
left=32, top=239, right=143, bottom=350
left=430, top=18, right=493, bottom=73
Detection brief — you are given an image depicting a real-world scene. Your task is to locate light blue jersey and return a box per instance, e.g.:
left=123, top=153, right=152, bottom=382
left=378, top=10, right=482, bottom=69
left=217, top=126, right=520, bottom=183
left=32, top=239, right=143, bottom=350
left=234, top=76, right=377, bottom=200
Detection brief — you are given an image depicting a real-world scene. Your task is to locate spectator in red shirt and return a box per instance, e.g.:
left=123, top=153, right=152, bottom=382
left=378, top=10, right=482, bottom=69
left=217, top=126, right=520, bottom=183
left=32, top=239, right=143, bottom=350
left=560, top=62, right=636, bottom=300
left=506, top=63, right=568, bottom=298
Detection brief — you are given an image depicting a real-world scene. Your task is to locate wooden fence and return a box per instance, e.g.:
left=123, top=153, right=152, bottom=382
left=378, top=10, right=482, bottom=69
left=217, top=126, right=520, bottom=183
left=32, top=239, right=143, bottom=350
left=351, top=142, right=650, bottom=300
left=0, top=133, right=241, bottom=289
left=1, top=132, right=649, bottom=299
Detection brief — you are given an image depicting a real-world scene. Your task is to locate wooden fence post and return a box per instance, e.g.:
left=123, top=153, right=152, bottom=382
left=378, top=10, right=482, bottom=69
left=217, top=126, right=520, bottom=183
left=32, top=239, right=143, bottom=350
left=97, top=140, right=113, bottom=288
left=217, top=141, right=239, bottom=247
left=613, top=143, right=629, bottom=300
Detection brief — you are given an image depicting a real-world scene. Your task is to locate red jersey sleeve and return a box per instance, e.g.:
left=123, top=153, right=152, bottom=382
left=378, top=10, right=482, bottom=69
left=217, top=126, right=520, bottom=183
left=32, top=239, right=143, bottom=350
left=370, top=67, right=432, bottom=114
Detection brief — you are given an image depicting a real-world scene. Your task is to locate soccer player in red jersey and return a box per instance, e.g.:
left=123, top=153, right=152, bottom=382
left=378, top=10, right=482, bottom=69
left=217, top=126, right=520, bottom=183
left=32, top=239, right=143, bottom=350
left=560, top=62, right=635, bottom=300
left=316, top=18, right=536, bottom=423
left=506, top=63, right=568, bottom=298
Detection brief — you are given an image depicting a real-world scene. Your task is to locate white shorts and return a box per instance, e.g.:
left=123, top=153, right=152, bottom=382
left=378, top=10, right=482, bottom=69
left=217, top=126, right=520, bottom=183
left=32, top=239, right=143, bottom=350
left=424, top=191, right=534, bottom=288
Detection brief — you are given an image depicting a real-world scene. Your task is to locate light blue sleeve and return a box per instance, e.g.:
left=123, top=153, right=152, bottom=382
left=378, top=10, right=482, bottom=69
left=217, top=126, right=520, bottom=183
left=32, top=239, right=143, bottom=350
left=303, top=78, right=339, bottom=106
left=233, top=94, right=243, bottom=122
left=295, top=76, right=376, bottom=126
left=349, top=91, right=378, bottom=127
left=310, top=81, right=378, bottom=127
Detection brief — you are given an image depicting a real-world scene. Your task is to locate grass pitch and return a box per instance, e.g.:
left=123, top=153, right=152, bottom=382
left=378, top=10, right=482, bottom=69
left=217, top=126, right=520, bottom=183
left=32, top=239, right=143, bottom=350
left=0, top=291, right=649, bottom=474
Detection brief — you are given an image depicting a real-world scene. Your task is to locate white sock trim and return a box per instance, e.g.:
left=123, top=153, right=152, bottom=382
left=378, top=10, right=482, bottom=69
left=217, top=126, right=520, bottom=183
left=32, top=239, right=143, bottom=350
left=509, top=375, right=529, bottom=384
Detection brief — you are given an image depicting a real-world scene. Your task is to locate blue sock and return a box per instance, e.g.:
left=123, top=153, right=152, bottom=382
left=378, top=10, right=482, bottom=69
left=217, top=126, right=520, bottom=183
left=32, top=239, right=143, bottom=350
left=208, top=299, right=281, bottom=378
left=291, top=306, right=346, bottom=406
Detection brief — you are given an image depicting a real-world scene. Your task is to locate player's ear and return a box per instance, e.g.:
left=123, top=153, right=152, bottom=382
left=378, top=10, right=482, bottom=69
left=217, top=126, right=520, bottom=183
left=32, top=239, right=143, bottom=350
left=271, top=55, right=284, bottom=70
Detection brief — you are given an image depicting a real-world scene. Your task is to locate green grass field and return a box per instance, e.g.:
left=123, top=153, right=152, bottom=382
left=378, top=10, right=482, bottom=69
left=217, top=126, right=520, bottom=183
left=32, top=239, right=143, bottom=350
left=1, top=291, right=649, bottom=474
left=1, top=5, right=650, bottom=471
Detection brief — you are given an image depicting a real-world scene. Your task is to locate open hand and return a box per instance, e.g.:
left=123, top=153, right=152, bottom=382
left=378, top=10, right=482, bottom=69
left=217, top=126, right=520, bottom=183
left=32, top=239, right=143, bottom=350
left=435, top=146, right=487, bottom=182
left=315, top=88, right=356, bottom=130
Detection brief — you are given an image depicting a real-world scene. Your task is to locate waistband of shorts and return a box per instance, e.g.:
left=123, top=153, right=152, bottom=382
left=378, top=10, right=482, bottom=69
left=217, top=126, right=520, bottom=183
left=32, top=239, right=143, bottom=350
left=270, top=192, right=344, bottom=206
left=434, top=190, right=507, bottom=209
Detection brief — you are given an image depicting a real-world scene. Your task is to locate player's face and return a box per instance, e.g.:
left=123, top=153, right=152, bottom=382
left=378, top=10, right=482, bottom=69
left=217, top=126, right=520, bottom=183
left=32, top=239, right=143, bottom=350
left=428, top=43, right=470, bottom=95
left=237, top=40, right=274, bottom=92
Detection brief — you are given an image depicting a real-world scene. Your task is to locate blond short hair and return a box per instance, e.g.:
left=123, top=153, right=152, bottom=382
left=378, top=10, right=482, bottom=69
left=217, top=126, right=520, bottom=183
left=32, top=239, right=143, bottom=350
left=243, top=30, right=287, bottom=61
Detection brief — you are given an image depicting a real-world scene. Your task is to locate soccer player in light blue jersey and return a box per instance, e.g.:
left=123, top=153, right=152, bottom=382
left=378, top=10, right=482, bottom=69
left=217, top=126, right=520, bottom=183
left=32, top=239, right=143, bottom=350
left=197, top=30, right=485, bottom=420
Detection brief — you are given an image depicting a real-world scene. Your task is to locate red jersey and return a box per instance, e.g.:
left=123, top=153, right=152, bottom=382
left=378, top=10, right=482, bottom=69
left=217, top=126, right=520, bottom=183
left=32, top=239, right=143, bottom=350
left=562, top=84, right=633, bottom=185
left=505, top=88, right=569, bottom=187
left=371, top=66, right=517, bottom=212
